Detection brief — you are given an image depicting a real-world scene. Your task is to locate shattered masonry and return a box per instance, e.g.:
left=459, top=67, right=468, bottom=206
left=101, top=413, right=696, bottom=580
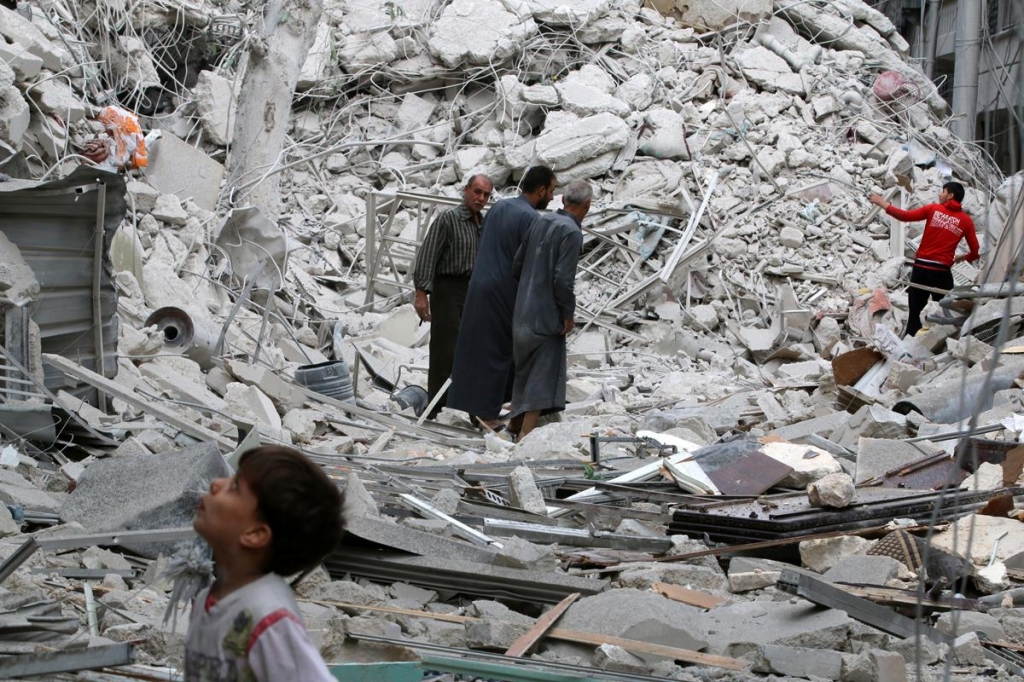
left=0, top=0, right=1023, bottom=679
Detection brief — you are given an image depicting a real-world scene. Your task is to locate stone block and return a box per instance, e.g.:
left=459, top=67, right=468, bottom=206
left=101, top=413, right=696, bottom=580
left=570, top=331, right=610, bottom=368
left=960, top=462, right=1003, bottom=491
left=800, top=535, right=872, bottom=573
left=146, top=132, right=225, bottom=212
left=701, top=600, right=852, bottom=656
left=29, top=79, right=85, bottom=123
left=494, top=536, right=558, bottom=571
left=951, top=632, right=988, bottom=666
left=507, top=466, right=547, bottom=515
left=0, top=85, right=29, bottom=149
left=808, top=473, right=856, bottom=508
left=649, top=0, right=771, bottom=30
left=823, top=555, right=900, bottom=587
left=0, top=42, right=42, bottom=80
left=0, top=481, right=59, bottom=514
left=297, top=22, right=333, bottom=90
left=556, top=81, right=629, bottom=118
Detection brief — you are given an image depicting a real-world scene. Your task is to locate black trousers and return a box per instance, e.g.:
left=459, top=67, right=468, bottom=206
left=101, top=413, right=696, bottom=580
left=427, top=275, right=470, bottom=418
left=906, top=262, right=953, bottom=338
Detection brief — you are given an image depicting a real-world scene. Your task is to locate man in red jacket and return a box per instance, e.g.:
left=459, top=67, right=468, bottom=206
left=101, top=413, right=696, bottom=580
left=869, top=181, right=980, bottom=337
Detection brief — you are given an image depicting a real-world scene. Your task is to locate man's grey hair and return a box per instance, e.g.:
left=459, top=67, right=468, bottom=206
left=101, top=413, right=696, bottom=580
left=562, top=180, right=592, bottom=207
left=465, top=173, right=493, bottom=188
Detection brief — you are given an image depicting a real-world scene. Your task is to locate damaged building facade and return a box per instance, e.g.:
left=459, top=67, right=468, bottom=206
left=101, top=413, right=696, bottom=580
left=0, top=0, right=1023, bottom=679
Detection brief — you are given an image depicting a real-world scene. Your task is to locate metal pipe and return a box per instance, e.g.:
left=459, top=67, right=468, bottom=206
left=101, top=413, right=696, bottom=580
left=92, top=181, right=107, bottom=411
left=952, top=0, right=982, bottom=141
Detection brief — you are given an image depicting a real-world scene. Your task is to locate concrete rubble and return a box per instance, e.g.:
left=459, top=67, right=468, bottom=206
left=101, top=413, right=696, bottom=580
left=0, top=0, right=1022, bottom=679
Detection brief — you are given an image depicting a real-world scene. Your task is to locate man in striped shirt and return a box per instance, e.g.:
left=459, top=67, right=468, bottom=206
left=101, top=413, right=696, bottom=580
left=414, top=174, right=493, bottom=417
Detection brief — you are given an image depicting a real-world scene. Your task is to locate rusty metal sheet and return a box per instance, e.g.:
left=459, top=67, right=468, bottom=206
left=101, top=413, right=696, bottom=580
left=706, top=451, right=794, bottom=496
left=859, top=452, right=966, bottom=490
left=832, top=346, right=884, bottom=387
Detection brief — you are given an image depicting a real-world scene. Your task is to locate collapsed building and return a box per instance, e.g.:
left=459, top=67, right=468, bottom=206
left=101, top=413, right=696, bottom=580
left=0, top=0, right=1024, bottom=679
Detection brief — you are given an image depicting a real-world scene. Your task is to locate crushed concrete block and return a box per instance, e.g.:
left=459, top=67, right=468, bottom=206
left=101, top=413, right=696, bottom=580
left=833, top=405, right=908, bottom=450
left=0, top=232, right=39, bottom=305
left=0, top=480, right=60, bottom=514
left=225, top=382, right=282, bottom=429
left=193, top=71, right=235, bottom=146
left=570, top=331, right=610, bottom=368
left=688, top=304, right=720, bottom=330
left=617, top=562, right=730, bottom=593
left=298, top=22, right=333, bottom=90
left=960, top=462, right=1004, bottom=491
left=0, top=85, right=29, bottom=149
left=777, top=359, right=823, bottom=381
left=61, top=442, right=230, bottom=557
left=615, top=73, right=655, bottom=111
left=594, top=644, right=649, bottom=675
left=343, top=472, right=379, bottom=519
left=464, top=600, right=533, bottom=649
left=800, top=535, right=872, bottom=573
left=524, top=0, right=613, bottom=26
left=823, top=555, right=900, bottom=587
left=0, top=41, right=42, bottom=80
left=224, top=359, right=306, bottom=412
left=889, top=635, right=941, bottom=665
left=282, top=409, right=324, bottom=444
left=565, top=378, right=599, bottom=403
left=494, top=536, right=559, bottom=571
left=531, top=112, right=629, bottom=171
left=82, top=547, right=133, bottom=572
left=29, top=79, right=86, bottom=123
left=936, top=610, right=1006, bottom=642
left=0, top=7, right=61, bottom=71
left=507, top=466, right=547, bottom=515
left=556, top=81, right=629, bottom=118
left=733, top=44, right=804, bottom=95
left=312, top=579, right=388, bottom=606
left=754, top=644, right=843, bottom=679
left=112, top=437, right=151, bottom=458
left=808, top=473, right=856, bottom=508
left=429, top=488, right=461, bottom=516
left=951, top=632, right=988, bottom=666
left=0, top=503, right=19, bottom=537
left=337, top=32, right=397, bottom=71
left=428, top=0, right=536, bottom=68
left=650, top=0, right=771, bottom=30
left=761, top=442, right=842, bottom=487
left=522, top=84, right=559, bottom=106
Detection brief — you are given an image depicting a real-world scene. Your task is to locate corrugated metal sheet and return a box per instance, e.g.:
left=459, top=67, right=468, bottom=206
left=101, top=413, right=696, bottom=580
left=0, top=168, right=125, bottom=401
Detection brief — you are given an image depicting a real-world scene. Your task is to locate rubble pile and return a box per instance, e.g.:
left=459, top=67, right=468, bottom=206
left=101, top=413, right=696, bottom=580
left=1, top=0, right=1024, bottom=680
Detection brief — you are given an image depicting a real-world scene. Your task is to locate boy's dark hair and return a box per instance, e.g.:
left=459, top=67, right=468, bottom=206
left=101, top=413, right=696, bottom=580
left=238, top=446, right=344, bottom=576
left=521, top=166, right=556, bottom=193
left=943, top=181, right=965, bottom=203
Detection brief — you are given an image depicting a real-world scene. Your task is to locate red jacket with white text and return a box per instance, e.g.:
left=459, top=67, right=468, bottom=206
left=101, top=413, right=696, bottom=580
left=885, top=200, right=979, bottom=270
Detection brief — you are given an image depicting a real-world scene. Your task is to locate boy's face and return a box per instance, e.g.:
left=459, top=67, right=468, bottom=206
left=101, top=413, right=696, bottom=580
left=194, top=474, right=269, bottom=553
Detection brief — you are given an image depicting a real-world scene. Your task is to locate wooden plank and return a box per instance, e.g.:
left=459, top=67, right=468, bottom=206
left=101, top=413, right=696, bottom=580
left=546, top=628, right=745, bottom=670
left=652, top=582, right=726, bottom=609
left=304, top=599, right=746, bottom=670
left=505, top=593, right=579, bottom=657
left=42, top=353, right=236, bottom=451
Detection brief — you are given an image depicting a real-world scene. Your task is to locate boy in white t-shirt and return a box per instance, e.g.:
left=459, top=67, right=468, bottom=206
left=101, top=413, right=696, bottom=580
left=185, top=446, right=344, bottom=682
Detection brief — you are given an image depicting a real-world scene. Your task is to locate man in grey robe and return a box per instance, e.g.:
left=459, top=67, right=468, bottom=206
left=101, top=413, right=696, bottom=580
left=446, top=167, right=557, bottom=431
left=508, top=181, right=592, bottom=438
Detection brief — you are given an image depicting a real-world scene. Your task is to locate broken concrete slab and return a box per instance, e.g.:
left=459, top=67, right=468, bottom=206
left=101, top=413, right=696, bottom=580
left=193, top=71, right=235, bottom=146
left=761, top=441, right=843, bottom=487
left=935, top=611, right=1005, bottom=642
left=700, top=599, right=852, bottom=657
left=545, top=589, right=709, bottom=664
left=428, top=0, right=536, bottom=68
left=60, top=442, right=230, bottom=556
left=753, top=643, right=844, bottom=679
left=854, top=437, right=942, bottom=484
left=146, top=132, right=226, bottom=212
left=531, top=113, right=629, bottom=171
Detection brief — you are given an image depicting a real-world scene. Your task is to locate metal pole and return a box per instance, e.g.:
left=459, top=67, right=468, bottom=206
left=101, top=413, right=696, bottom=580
left=951, top=0, right=982, bottom=141
left=92, top=181, right=107, bottom=411
left=363, top=192, right=377, bottom=306
left=922, top=0, right=941, bottom=78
